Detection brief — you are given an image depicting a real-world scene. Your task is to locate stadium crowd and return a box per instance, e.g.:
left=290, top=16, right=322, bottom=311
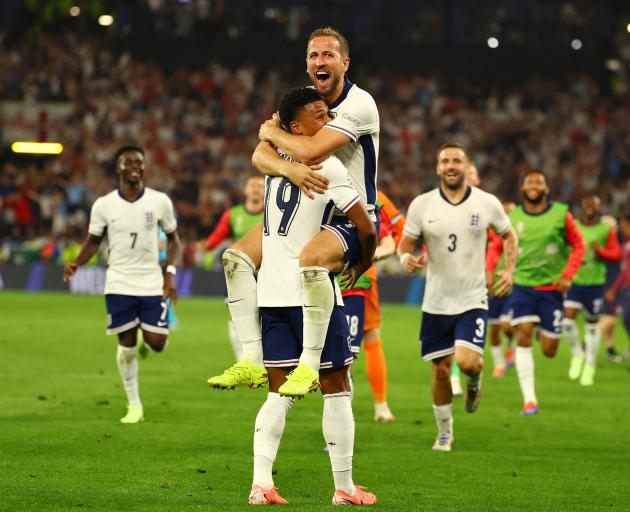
left=1, top=33, right=630, bottom=263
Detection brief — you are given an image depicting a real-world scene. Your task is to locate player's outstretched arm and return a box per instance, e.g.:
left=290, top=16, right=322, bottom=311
left=251, top=141, right=328, bottom=199
left=494, top=227, right=518, bottom=297
left=397, top=235, right=427, bottom=273
left=341, top=202, right=377, bottom=289
left=163, top=230, right=181, bottom=304
left=259, top=115, right=350, bottom=165
left=63, top=234, right=103, bottom=282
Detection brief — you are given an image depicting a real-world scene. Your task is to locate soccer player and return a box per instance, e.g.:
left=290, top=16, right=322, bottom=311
left=604, top=210, right=630, bottom=358
left=209, top=27, right=380, bottom=397
left=485, top=201, right=517, bottom=378
left=563, top=195, right=621, bottom=385
left=398, top=143, right=517, bottom=451
left=63, top=146, right=179, bottom=423
left=247, top=87, right=376, bottom=505
left=342, top=192, right=400, bottom=422
left=509, top=170, right=585, bottom=415
left=204, top=176, right=264, bottom=360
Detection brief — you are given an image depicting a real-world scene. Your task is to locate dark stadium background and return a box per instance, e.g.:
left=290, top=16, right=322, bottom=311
left=1, top=0, right=629, bottom=295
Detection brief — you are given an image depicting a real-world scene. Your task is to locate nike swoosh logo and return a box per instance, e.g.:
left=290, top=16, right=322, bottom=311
left=304, top=305, right=318, bottom=308
left=228, top=299, right=244, bottom=304
left=157, top=321, right=168, bottom=327
left=428, top=219, right=439, bottom=223
left=473, top=338, right=484, bottom=344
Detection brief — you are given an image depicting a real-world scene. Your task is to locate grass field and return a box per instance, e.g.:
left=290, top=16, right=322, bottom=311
left=1, top=291, right=630, bottom=511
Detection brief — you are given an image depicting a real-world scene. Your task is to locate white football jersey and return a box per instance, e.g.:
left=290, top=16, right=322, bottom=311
left=324, top=78, right=379, bottom=221
left=88, top=188, right=177, bottom=296
left=257, top=155, right=360, bottom=307
left=404, top=187, right=511, bottom=315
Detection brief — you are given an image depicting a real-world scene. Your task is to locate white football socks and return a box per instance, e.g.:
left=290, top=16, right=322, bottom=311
left=491, top=345, right=506, bottom=369
left=433, top=403, right=453, bottom=435
left=323, top=392, right=355, bottom=495
left=299, top=266, right=334, bottom=372
left=222, top=249, right=263, bottom=366
left=252, top=392, right=293, bottom=490
left=116, top=345, right=141, bottom=407
left=227, top=320, right=242, bottom=361
left=515, top=346, right=537, bottom=404
left=584, top=322, right=601, bottom=368
left=563, top=318, right=583, bottom=357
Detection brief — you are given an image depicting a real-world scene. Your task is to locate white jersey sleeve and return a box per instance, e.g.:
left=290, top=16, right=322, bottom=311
left=403, top=195, right=425, bottom=239
left=486, top=193, right=511, bottom=235
left=88, top=198, right=107, bottom=237
left=323, top=157, right=361, bottom=213
left=158, top=194, right=178, bottom=234
left=325, top=89, right=379, bottom=142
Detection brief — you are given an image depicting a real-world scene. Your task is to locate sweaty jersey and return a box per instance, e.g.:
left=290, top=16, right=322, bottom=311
left=573, top=221, right=621, bottom=286
left=404, top=186, right=511, bottom=315
left=324, top=78, right=379, bottom=221
left=510, top=202, right=585, bottom=288
left=206, top=204, right=263, bottom=250
left=88, top=188, right=177, bottom=296
left=257, top=155, right=359, bottom=307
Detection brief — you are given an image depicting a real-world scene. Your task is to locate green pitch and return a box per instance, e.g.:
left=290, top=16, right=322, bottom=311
left=1, top=291, right=629, bottom=511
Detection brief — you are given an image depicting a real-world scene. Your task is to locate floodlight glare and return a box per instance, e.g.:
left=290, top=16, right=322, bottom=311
left=11, top=142, right=64, bottom=155
left=69, top=6, right=80, bottom=16
left=98, top=15, right=114, bottom=26
left=487, top=37, right=499, bottom=49
left=571, top=39, right=582, bottom=50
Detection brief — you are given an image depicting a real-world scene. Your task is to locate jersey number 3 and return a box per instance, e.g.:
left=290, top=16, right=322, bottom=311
left=448, top=233, right=457, bottom=252
left=264, top=177, right=301, bottom=237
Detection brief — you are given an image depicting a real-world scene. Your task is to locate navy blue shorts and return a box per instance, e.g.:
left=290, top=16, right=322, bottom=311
left=488, top=295, right=513, bottom=324
left=342, top=295, right=366, bottom=355
left=510, top=285, right=563, bottom=339
left=105, top=294, right=168, bottom=335
left=260, top=306, right=353, bottom=369
left=323, top=213, right=380, bottom=271
left=564, top=284, right=605, bottom=320
left=419, top=308, right=488, bottom=361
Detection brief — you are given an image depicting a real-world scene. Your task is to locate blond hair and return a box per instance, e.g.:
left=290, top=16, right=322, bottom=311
left=307, top=27, right=350, bottom=58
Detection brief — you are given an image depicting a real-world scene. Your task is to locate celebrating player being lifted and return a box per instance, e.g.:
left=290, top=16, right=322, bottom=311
left=208, top=26, right=380, bottom=397
left=509, top=170, right=585, bottom=415
left=563, top=194, right=621, bottom=386
left=64, top=146, right=180, bottom=423
left=246, top=87, right=376, bottom=505
left=398, top=144, right=517, bottom=452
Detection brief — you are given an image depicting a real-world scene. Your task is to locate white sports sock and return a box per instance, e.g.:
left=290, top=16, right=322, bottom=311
left=252, top=393, right=293, bottom=489
left=116, top=345, right=141, bottom=407
left=584, top=323, right=601, bottom=368
left=299, top=266, right=334, bottom=372
left=491, top=345, right=506, bottom=368
left=563, top=318, right=583, bottom=357
left=323, top=392, right=355, bottom=495
left=515, top=346, right=537, bottom=404
left=222, top=249, right=263, bottom=366
left=227, top=320, right=242, bottom=361
left=432, top=403, right=453, bottom=435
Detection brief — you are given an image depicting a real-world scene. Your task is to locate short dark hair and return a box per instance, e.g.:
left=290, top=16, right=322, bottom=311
left=520, top=169, right=547, bottom=185
left=437, top=143, right=469, bottom=160
left=278, top=87, right=324, bottom=131
left=112, top=145, right=145, bottom=171
left=307, top=27, right=350, bottom=58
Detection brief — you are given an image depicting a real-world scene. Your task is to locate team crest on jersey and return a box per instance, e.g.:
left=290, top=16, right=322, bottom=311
left=144, top=210, right=155, bottom=227
left=468, top=212, right=482, bottom=231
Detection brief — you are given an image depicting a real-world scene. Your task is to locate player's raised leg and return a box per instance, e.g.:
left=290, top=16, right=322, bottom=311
left=208, top=224, right=268, bottom=390
left=278, top=229, right=345, bottom=398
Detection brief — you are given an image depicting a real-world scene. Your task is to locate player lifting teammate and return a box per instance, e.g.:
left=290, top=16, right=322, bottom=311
left=64, top=146, right=180, bottom=423
left=209, top=27, right=380, bottom=398
left=398, top=144, right=517, bottom=451
left=509, top=170, right=585, bottom=415
left=246, top=87, right=376, bottom=506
